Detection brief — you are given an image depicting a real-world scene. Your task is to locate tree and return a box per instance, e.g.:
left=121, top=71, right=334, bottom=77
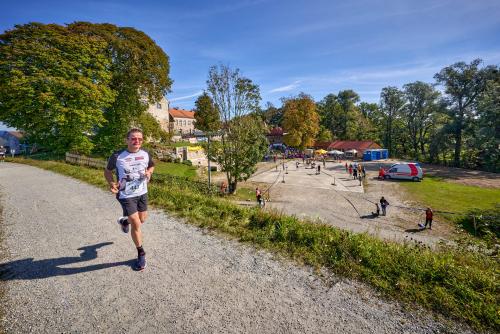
left=473, top=67, right=500, bottom=171
left=209, top=114, right=268, bottom=191
left=282, top=93, right=320, bottom=150
left=0, top=23, right=115, bottom=154
left=136, top=112, right=170, bottom=143
left=337, top=90, right=360, bottom=139
left=67, top=22, right=172, bottom=155
left=316, top=94, right=338, bottom=138
left=402, top=81, right=441, bottom=160
left=194, top=92, right=221, bottom=133
left=380, top=87, right=406, bottom=157
left=205, top=64, right=264, bottom=193
left=262, top=102, right=283, bottom=127
left=194, top=92, right=221, bottom=187
left=434, top=59, right=492, bottom=167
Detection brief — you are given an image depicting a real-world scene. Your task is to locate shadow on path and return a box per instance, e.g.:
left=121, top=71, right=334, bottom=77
left=0, top=242, right=134, bottom=280
left=405, top=228, right=425, bottom=233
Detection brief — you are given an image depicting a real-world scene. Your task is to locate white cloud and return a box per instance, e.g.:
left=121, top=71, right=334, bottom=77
left=169, top=91, right=203, bottom=102
left=269, top=81, right=301, bottom=93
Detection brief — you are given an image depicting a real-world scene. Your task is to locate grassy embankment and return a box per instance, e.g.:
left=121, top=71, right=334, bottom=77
left=6, top=158, right=500, bottom=331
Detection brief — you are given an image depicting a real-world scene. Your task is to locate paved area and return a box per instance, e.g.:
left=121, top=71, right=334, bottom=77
left=0, top=163, right=473, bottom=333
left=250, top=160, right=455, bottom=246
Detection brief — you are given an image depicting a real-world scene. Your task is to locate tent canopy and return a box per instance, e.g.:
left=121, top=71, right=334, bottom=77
left=328, top=150, right=344, bottom=155
left=314, top=149, right=328, bottom=154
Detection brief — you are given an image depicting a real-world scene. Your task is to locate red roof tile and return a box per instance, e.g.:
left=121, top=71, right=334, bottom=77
left=328, top=140, right=381, bottom=151
left=169, top=108, right=195, bottom=119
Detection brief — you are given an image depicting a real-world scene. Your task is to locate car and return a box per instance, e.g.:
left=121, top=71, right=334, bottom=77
left=384, top=163, right=423, bottom=181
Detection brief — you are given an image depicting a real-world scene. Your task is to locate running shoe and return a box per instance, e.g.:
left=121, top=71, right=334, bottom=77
left=116, top=217, right=130, bottom=233
left=133, top=254, right=146, bottom=271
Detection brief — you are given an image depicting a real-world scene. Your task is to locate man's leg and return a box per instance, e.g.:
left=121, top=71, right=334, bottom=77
left=128, top=212, right=143, bottom=247
left=138, top=211, right=148, bottom=224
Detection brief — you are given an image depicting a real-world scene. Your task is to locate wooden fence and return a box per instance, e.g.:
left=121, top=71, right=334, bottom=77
left=65, top=153, right=107, bottom=169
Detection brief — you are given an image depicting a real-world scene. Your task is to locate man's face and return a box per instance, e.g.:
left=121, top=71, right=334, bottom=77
left=127, top=132, right=143, bottom=151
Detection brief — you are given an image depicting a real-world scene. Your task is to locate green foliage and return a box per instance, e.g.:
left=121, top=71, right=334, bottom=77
left=205, top=64, right=264, bottom=192
left=194, top=92, right=221, bottom=133
left=67, top=22, right=172, bottom=155
left=0, top=23, right=115, bottom=154
left=12, top=158, right=500, bottom=331
left=434, top=59, right=494, bottom=167
left=209, top=114, right=268, bottom=190
left=137, top=112, right=170, bottom=143
left=282, top=93, right=320, bottom=149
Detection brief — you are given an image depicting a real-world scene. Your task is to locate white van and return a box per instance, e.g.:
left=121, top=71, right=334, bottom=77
left=384, top=163, right=423, bottom=181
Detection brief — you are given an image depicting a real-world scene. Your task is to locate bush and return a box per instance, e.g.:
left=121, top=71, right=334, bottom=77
left=182, top=160, right=193, bottom=166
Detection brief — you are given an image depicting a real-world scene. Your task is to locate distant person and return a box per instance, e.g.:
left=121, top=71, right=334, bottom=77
left=379, top=196, right=389, bottom=216
left=345, top=162, right=348, bottom=172
left=348, top=164, right=353, bottom=176
left=256, top=187, right=263, bottom=207
left=358, top=174, right=362, bottom=186
left=361, top=165, right=366, bottom=179
left=378, top=166, right=385, bottom=180
left=353, top=168, right=358, bottom=179
left=424, top=208, right=433, bottom=229
left=220, top=181, right=228, bottom=194
left=296, top=161, right=299, bottom=169
left=317, top=164, right=321, bottom=175
left=104, top=128, right=154, bottom=272
left=357, top=163, right=362, bottom=175
left=0, top=146, right=5, bottom=162
left=323, top=159, right=326, bottom=167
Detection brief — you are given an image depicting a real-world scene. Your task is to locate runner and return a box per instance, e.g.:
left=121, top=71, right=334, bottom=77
left=104, top=128, right=155, bottom=271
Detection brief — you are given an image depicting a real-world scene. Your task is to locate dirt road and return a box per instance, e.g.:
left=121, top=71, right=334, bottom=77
left=0, top=163, right=473, bottom=333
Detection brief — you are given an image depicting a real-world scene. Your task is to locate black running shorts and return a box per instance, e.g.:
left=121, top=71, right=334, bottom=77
left=118, top=194, right=148, bottom=217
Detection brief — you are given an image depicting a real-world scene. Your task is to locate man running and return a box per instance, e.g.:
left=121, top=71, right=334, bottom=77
left=104, top=128, right=155, bottom=271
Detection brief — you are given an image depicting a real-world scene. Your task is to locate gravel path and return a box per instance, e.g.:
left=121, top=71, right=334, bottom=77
left=0, top=163, right=474, bottom=333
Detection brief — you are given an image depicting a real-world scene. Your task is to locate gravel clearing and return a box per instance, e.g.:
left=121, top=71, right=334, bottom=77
left=0, top=163, right=475, bottom=333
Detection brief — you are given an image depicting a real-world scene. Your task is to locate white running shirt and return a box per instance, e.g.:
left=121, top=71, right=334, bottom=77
left=106, top=149, right=155, bottom=199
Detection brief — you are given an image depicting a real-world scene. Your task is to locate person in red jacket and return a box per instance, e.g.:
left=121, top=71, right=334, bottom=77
left=424, top=208, right=433, bottom=229
left=378, top=166, right=386, bottom=180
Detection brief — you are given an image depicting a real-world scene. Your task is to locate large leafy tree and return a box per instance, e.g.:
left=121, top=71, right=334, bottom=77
left=282, top=93, right=319, bottom=150
left=434, top=59, right=492, bottom=167
left=205, top=64, right=265, bottom=193
left=380, top=87, right=406, bottom=157
left=337, top=89, right=360, bottom=139
left=67, top=22, right=172, bottom=155
left=402, top=81, right=441, bottom=160
left=316, top=94, right=337, bottom=139
left=0, top=23, right=115, bottom=154
left=472, top=67, right=500, bottom=171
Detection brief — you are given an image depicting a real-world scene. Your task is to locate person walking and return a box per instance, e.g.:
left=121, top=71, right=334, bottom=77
left=104, top=128, right=155, bottom=272
left=358, top=173, right=362, bottom=186
left=345, top=162, right=348, bottom=172
left=361, top=165, right=366, bottom=179
left=424, top=207, right=433, bottom=229
left=317, top=164, right=321, bottom=175
left=256, top=187, right=263, bottom=208
left=348, top=164, right=353, bottom=176
left=353, top=168, right=358, bottom=180
left=379, top=196, right=389, bottom=216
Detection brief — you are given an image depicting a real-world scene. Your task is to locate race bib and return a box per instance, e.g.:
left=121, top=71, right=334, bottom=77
left=124, top=179, right=145, bottom=196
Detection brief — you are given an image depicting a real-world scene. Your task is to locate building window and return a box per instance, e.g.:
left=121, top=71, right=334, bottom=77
left=156, top=103, right=162, bottom=109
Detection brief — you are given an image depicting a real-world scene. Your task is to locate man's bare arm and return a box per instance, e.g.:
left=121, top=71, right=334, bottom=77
left=104, top=169, right=119, bottom=193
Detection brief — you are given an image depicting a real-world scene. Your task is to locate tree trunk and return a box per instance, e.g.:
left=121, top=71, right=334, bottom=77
left=454, top=127, right=462, bottom=167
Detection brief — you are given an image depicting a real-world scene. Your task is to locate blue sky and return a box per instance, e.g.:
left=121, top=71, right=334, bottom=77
left=1, top=0, right=500, bottom=130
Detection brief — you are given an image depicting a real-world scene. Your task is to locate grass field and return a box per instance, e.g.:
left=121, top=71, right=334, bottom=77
left=5, top=158, right=500, bottom=332
left=154, top=161, right=197, bottom=179
left=399, top=176, right=500, bottom=213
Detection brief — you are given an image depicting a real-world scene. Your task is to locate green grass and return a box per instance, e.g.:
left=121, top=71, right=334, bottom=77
left=6, top=157, right=500, bottom=332
left=399, top=176, right=500, bottom=213
left=154, top=161, right=197, bottom=179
